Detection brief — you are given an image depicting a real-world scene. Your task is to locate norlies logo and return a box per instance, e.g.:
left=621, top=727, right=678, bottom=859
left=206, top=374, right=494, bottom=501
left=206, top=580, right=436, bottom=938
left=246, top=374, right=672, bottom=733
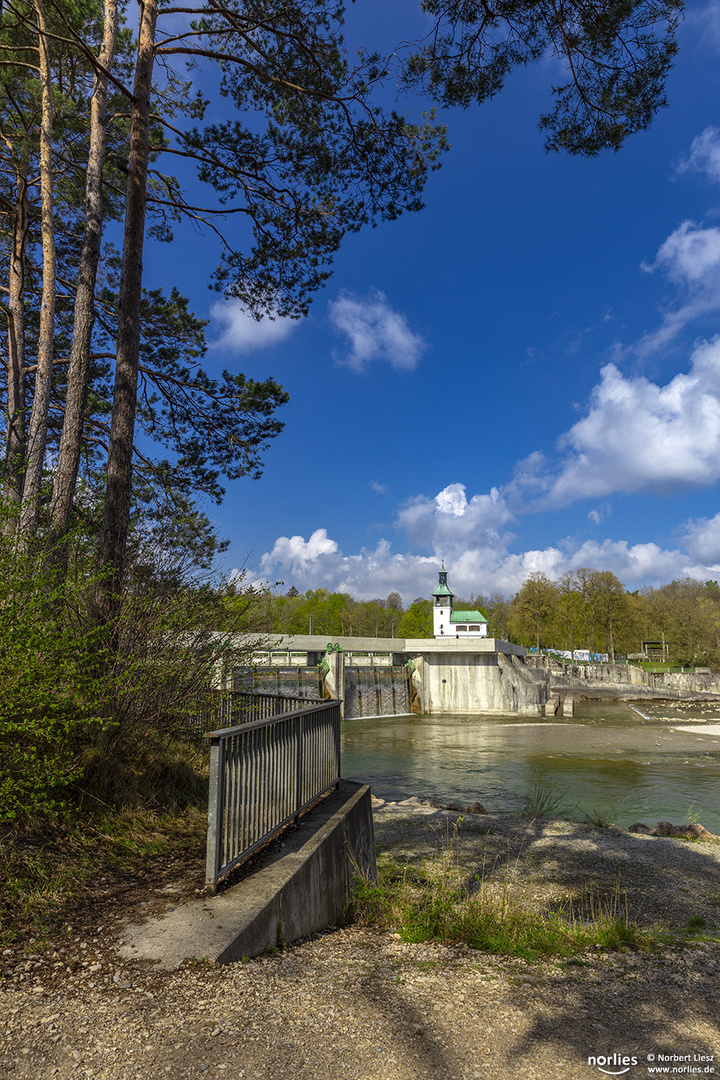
left=588, top=1054, right=639, bottom=1075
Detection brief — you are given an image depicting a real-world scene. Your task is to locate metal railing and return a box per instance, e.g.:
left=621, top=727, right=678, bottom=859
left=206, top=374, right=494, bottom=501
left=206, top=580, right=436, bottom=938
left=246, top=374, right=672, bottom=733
left=230, top=690, right=319, bottom=724
left=186, top=689, right=317, bottom=732
left=204, top=695, right=341, bottom=892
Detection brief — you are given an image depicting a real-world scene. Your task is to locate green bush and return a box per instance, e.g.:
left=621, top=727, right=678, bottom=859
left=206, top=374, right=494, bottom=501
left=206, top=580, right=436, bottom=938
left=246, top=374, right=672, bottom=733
left=0, top=541, right=106, bottom=820
left=0, top=509, right=253, bottom=823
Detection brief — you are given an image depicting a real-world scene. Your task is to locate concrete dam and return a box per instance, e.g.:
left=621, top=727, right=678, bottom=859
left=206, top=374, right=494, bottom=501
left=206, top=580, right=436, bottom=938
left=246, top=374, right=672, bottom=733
left=233, top=634, right=548, bottom=718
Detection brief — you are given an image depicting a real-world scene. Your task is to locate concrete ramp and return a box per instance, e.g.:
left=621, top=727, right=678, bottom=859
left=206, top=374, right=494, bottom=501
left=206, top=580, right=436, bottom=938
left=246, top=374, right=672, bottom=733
left=118, top=781, right=375, bottom=969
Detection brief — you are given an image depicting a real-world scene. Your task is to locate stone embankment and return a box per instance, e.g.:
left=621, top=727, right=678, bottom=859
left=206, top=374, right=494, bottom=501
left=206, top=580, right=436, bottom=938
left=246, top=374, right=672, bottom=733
left=526, top=656, right=720, bottom=702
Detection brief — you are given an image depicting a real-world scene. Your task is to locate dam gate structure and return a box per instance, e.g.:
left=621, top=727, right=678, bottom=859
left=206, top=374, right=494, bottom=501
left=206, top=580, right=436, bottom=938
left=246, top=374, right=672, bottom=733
left=230, top=634, right=547, bottom=718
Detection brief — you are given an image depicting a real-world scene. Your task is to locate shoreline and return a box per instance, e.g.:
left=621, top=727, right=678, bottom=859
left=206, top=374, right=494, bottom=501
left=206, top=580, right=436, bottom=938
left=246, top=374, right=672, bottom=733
left=370, top=793, right=719, bottom=840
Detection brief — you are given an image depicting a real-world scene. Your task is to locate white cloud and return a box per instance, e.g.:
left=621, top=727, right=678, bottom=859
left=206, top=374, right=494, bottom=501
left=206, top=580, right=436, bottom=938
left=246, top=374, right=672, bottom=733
left=679, top=126, right=720, bottom=185
left=328, top=289, right=428, bottom=372
left=209, top=298, right=298, bottom=354
left=682, top=512, right=720, bottom=566
left=547, top=338, right=720, bottom=503
left=687, top=2, right=720, bottom=52
left=652, top=220, right=720, bottom=286
left=261, top=529, right=339, bottom=575
left=255, top=533, right=438, bottom=601
left=369, top=480, right=388, bottom=494
left=587, top=505, right=611, bottom=525
left=397, top=483, right=514, bottom=555
left=255, top=507, right=715, bottom=603
left=637, top=221, right=720, bottom=354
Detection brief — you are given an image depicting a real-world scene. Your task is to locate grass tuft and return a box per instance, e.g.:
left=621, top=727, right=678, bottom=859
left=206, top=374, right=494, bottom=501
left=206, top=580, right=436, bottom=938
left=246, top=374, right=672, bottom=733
left=350, top=823, right=668, bottom=962
left=521, top=779, right=568, bottom=819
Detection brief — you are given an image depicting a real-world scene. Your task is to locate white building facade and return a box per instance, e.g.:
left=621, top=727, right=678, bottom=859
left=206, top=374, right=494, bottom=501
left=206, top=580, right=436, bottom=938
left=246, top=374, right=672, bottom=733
left=432, top=564, right=489, bottom=639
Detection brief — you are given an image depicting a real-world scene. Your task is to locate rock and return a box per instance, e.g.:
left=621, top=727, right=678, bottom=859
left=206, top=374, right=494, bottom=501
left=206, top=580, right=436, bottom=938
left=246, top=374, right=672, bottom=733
left=444, top=803, right=464, bottom=812
left=427, top=799, right=440, bottom=808
left=466, top=802, right=487, bottom=815
left=629, top=822, right=653, bottom=834
left=654, top=821, right=674, bottom=836
left=685, top=823, right=711, bottom=838
left=647, top=821, right=715, bottom=839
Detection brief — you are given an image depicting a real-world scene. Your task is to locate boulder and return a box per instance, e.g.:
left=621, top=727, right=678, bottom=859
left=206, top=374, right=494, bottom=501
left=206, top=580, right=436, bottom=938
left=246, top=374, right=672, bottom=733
left=466, top=802, right=488, bottom=815
left=685, top=822, right=712, bottom=838
left=654, top=821, right=674, bottom=836
left=629, top=822, right=653, bottom=834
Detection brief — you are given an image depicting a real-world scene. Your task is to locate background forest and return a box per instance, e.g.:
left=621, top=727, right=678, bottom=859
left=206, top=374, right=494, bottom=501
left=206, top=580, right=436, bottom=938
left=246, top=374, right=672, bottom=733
left=242, top=571, right=720, bottom=669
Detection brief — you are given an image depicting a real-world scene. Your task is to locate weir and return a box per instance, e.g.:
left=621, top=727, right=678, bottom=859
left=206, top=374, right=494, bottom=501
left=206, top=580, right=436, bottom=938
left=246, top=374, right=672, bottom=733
left=230, top=633, right=548, bottom=718
left=344, top=665, right=412, bottom=718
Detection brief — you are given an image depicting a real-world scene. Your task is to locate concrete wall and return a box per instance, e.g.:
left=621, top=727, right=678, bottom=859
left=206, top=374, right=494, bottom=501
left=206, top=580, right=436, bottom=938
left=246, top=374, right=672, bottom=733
left=118, top=782, right=376, bottom=969
left=216, top=781, right=376, bottom=963
left=526, top=655, right=720, bottom=699
left=408, top=643, right=547, bottom=716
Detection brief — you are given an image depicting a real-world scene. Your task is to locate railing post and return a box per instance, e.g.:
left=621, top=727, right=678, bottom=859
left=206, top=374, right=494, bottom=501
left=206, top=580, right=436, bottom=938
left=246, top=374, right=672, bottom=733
left=294, top=710, right=305, bottom=824
left=205, top=734, right=225, bottom=894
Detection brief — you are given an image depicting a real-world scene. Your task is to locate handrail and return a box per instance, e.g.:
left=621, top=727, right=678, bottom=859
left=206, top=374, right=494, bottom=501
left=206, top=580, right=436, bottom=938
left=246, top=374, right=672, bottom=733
left=204, top=696, right=341, bottom=893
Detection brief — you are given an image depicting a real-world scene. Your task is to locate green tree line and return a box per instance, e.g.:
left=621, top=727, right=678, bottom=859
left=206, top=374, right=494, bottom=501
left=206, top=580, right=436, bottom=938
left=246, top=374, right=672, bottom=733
left=501, top=571, right=720, bottom=667
left=237, top=570, right=720, bottom=671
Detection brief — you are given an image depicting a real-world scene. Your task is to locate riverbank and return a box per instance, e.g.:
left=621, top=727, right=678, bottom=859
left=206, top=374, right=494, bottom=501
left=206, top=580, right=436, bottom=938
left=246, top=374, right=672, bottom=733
left=2, top=801, right=719, bottom=1079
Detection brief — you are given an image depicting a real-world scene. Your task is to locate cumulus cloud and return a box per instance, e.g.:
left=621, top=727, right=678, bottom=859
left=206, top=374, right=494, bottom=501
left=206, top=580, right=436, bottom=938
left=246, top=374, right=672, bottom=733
left=679, top=126, right=720, bottom=185
left=328, top=289, right=428, bottom=372
left=254, top=506, right=715, bottom=603
left=547, top=338, right=720, bottom=503
left=369, top=480, right=388, bottom=494
left=397, top=483, right=514, bottom=554
left=209, top=298, right=298, bottom=354
left=255, top=533, right=438, bottom=600
left=682, top=513, right=720, bottom=565
left=651, top=220, right=720, bottom=286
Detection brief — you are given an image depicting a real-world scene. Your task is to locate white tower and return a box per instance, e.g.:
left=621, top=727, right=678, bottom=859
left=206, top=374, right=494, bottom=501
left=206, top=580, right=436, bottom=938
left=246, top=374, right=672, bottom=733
left=432, top=562, right=454, bottom=638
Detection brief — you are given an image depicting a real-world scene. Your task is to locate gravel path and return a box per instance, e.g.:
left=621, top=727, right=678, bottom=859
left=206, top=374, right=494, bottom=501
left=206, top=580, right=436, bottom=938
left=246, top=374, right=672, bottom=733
left=2, top=802, right=720, bottom=1080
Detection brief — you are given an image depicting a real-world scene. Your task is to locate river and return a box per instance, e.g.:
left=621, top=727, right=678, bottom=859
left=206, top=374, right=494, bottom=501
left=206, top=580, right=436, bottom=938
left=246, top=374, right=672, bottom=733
left=341, top=699, right=720, bottom=833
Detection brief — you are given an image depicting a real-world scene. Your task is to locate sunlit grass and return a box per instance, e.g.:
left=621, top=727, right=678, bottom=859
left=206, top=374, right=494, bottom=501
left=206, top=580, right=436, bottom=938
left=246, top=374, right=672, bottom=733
left=350, top=823, right=670, bottom=962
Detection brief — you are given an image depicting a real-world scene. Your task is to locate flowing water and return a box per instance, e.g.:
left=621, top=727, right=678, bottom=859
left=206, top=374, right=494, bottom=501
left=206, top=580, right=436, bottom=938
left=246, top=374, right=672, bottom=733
left=341, top=699, right=720, bottom=833
left=344, top=666, right=411, bottom=719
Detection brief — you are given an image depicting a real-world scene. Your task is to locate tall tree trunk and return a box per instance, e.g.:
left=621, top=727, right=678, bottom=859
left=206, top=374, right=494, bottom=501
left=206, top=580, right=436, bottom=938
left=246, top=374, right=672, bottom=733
left=96, top=0, right=157, bottom=623
left=4, top=167, right=29, bottom=516
left=49, top=0, right=118, bottom=555
left=19, top=0, right=56, bottom=538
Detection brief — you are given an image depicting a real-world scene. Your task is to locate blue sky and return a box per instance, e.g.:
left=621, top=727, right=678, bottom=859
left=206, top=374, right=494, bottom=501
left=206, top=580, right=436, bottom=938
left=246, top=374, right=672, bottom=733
left=144, top=0, right=720, bottom=603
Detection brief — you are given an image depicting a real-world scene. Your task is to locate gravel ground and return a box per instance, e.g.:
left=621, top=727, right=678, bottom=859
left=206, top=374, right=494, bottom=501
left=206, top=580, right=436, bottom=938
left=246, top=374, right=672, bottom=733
left=2, top=802, right=720, bottom=1080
